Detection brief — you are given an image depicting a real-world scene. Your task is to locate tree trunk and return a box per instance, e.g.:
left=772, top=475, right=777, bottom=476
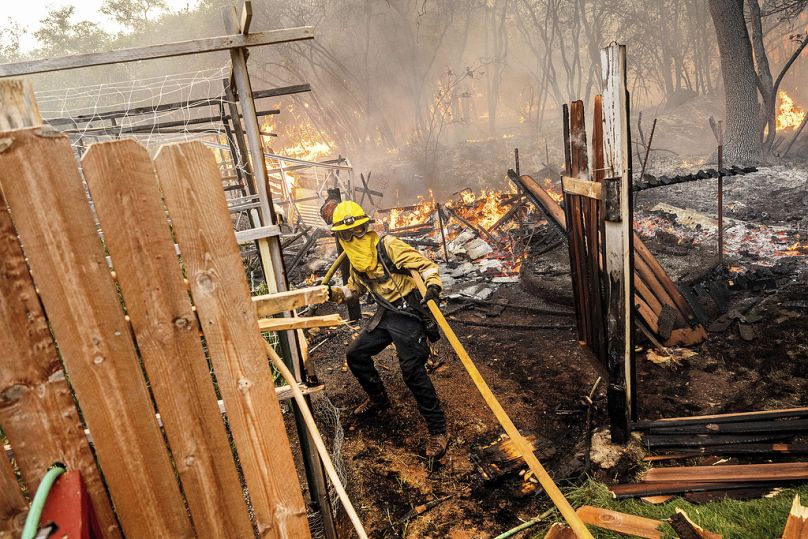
left=708, top=0, right=762, bottom=162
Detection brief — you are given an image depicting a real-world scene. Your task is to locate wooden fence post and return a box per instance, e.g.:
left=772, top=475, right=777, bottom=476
left=601, top=43, right=635, bottom=443
left=0, top=79, right=121, bottom=537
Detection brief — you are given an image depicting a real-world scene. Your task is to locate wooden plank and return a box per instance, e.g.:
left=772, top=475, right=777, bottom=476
left=0, top=453, right=27, bottom=537
left=82, top=140, right=253, bottom=537
left=509, top=172, right=567, bottom=230
left=670, top=509, right=721, bottom=539
left=235, top=224, right=281, bottom=243
left=239, top=0, right=253, bottom=33
left=601, top=43, right=634, bottom=440
left=258, top=313, right=344, bottom=332
left=0, top=128, right=192, bottom=536
left=669, top=508, right=722, bottom=539
left=0, top=80, right=42, bottom=129
left=634, top=274, right=663, bottom=316
left=782, top=494, right=808, bottom=539
left=563, top=192, right=587, bottom=345
left=649, top=418, right=808, bottom=436
left=562, top=176, right=602, bottom=199
left=645, top=432, right=791, bottom=448
left=569, top=100, right=589, bottom=178
left=633, top=251, right=686, bottom=327
left=154, top=141, right=310, bottom=538
left=634, top=234, right=696, bottom=324
left=643, top=443, right=808, bottom=460
left=644, top=462, right=808, bottom=483
left=511, top=170, right=705, bottom=347
left=562, top=103, right=572, bottom=175
left=635, top=296, right=660, bottom=334
left=0, top=27, right=315, bottom=77
left=0, top=190, right=119, bottom=537
left=635, top=407, right=808, bottom=429
left=610, top=481, right=772, bottom=499
left=253, top=286, right=330, bottom=317
left=576, top=506, right=663, bottom=538
left=591, top=95, right=605, bottom=183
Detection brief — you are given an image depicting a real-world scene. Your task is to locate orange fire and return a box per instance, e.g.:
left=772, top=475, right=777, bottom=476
left=388, top=192, right=436, bottom=229
left=776, top=91, right=806, bottom=130
left=261, top=118, right=335, bottom=162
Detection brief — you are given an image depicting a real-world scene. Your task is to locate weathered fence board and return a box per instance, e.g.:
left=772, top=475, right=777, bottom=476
left=0, top=128, right=193, bottom=537
left=0, top=453, right=26, bottom=537
left=601, top=43, right=635, bottom=441
left=154, top=141, right=310, bottom=538
left=82, top=140, right=254, bottom=537
left=0, top=193, right=119, bottom=537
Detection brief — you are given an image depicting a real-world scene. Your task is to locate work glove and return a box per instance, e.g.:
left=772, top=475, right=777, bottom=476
left=420, top=285, right=441, bottom=306
left=328, top=285, right=347, bottom=304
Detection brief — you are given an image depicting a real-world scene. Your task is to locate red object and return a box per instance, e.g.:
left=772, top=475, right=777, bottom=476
left=39, top=471, right=104, bottom=538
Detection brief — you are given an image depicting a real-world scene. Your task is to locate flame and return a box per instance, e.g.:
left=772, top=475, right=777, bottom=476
left=381, top=188, right=535, bottom=277
left=388, top=192, right=436, bottom=229
left=261, top=116, right=334, bottom=162
left=776, top=91, right=806, bottom=130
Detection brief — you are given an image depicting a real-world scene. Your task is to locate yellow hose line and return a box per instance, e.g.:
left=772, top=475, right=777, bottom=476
left=410, top=271, right=592, bottom=538
left=264, top=340, right=369, bottom=539
left=320, top=251, right=348, bottom=285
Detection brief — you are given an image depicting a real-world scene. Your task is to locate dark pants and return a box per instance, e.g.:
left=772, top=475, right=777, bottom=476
left=346, top=309, right=447, bottom=435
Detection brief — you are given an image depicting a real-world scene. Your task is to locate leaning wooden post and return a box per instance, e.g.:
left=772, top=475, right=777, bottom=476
left=222, top=6, right=336, bottom=538
left=601, top=43, right=635, bottom=443
left=0, top=79, right=42, bottom=130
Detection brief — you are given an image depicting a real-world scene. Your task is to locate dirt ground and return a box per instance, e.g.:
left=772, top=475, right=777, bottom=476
left=288, top=162, right=808, bottom=538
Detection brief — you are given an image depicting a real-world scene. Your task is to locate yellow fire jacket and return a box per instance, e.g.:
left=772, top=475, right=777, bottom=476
left=332, top=235, right=441, bottom=304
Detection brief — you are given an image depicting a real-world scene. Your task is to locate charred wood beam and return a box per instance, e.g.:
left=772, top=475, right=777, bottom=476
left=634, top=407, right=808, bottom=430
left=648, top=418, right=808, bottom=436
left=610, top=480, right=785, bottom=499
left=643, top=432, right=793, bottom=449
left=643, top=443, right=808, bottom=460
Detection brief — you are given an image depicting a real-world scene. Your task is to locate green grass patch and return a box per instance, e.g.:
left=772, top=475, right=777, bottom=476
left=528, top=478, right=807, bottom=538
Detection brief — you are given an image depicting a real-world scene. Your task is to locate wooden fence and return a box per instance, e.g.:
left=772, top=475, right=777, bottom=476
left=0, top=118, right=311, bottom=537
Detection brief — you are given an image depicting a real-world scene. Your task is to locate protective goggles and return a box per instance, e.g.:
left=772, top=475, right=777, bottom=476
left=335, top=221, right=370, bottom=242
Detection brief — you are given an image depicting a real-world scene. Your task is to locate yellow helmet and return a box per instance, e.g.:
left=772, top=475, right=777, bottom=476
left=331, top=200, right=370, bottom=231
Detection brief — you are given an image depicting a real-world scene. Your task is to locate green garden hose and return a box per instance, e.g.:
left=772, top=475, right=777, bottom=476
left=21, top=463, right=67, bottom=539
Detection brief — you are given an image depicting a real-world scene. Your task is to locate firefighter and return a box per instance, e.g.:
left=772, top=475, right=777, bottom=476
left=327, top=200, right=448, bottom=459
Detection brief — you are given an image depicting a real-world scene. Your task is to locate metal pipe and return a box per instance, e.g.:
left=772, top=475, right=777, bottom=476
left=717, top=121, right=724, bottom=265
